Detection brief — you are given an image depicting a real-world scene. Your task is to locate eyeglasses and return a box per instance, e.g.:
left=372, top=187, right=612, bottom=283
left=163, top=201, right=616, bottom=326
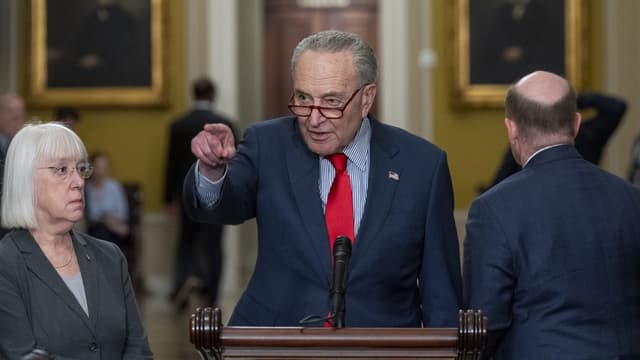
left=39, top=162, right=94, bottom=180
left=288, top=85, right=366, bottom=119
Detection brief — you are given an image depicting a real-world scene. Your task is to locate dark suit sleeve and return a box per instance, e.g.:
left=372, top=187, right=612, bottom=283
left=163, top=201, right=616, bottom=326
left=110, top=244, right=153, bottom=359
left=0, top=251, right=38, bottom=358
left=463, top=198, right=513, bottom=357
left=420, top=153, right=462, bottom=326
left=575, top=93, right=627, bottom=164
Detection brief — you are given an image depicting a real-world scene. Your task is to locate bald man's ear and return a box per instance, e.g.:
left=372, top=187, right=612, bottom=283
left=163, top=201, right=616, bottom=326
left=361, top=84, right=377, bottom=117
left=572, top=112, right=582, bottom=138
left=504, top=117, right=519, bottom=145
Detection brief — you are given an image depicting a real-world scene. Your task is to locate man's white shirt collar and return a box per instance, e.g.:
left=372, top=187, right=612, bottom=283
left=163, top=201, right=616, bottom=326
left=523, top=144, right=566, bottom=167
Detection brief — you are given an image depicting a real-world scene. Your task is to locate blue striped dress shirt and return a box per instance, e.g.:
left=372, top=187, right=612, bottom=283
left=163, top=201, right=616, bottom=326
left=318, top=118, right=370, bottom=237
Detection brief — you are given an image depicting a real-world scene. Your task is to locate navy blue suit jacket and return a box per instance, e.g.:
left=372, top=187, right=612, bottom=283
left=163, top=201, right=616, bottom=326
left=184, top=116, right=462, bottom=327
left=464, top=145, right=640, bottom=359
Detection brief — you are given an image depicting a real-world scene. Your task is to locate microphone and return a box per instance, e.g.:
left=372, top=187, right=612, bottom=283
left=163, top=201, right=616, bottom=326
left=329, top=236, right=352, bottom=328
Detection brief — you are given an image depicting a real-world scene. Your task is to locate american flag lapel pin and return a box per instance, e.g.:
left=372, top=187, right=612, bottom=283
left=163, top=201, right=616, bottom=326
left=388, top=171, right=400, bottom=181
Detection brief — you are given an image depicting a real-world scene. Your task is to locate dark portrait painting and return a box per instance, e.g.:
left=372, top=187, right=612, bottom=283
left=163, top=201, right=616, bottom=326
left=28, top=0, right=166, bottom=106
left=469, top=0, right=564, bottom=85
left=451, top=0, right=584, bottom=107
left=46, top=0, right=151, bottom=88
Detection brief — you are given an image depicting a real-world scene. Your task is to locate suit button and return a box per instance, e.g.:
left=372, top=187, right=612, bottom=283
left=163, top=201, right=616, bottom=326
left=89, top=342, right=98, bottom=352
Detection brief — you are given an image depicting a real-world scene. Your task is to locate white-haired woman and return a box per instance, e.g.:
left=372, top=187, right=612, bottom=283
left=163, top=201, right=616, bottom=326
left=0, top=123, right=152, bottom=359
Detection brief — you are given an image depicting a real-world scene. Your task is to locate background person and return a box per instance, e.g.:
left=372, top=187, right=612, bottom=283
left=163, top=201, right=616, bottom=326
left=184, top=30, right=461, bottom=327
left=54, top=107, right=81, bottom=131
left=0, top=93, right=26, bottom=238
left=85, top=151, right=130, bottom=248
left=0, top=93, right=25, bottom=157
left=0, top=123, right=152, bottom=359
left=165, top=77, right=237, bottom=310
left=464, top=71, right=640, bottom=359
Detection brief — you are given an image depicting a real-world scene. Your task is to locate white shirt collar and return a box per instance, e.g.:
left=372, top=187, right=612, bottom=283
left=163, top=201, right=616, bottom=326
left=340, top=117, right=371, bottom=172
left=523, top=144, right=566, bottom=167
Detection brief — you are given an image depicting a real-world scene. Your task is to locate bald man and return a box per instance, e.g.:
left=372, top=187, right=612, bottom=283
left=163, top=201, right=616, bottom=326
left=463, top=71, right=640, bottom=359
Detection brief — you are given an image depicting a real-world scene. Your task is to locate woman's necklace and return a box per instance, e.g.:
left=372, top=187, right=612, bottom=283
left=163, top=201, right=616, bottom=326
left=54, top=252, right=74, bottom=269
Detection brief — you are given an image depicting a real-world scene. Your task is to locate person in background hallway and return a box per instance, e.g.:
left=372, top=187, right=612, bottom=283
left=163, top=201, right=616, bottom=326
left=184, top=30, right=461, bottom=327
left=464, top=71, right=640, bottom=359
left=0, top=93, right=26, bottom=239
left=165, top=77, right=237, bottom=310
left=85, top=151, right=130, bottom=248
left=0, top=123, right=152, bottom=359
left=54, top=107, right=81, bottom=131
left=488, top=92, right=627, bottom=188
left=0, top=94, right=25, bottom=157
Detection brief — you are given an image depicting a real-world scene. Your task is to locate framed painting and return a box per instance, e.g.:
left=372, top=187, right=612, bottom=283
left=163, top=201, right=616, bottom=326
left=451, top=0, right=585, bottom=107
left=28, top=0, right=167, bottom=107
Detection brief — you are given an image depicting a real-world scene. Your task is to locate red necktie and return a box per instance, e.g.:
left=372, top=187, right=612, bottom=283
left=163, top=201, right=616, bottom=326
left=325, top=153, right=355, bottom=249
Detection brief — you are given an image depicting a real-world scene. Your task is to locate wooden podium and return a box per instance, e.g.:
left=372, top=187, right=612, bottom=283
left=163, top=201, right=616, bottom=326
left=190, top=308, right=487, bottom=360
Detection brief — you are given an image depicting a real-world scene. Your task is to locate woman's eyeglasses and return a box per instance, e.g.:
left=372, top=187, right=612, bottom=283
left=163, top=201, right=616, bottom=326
left=39, top=162, right=94, bottom=180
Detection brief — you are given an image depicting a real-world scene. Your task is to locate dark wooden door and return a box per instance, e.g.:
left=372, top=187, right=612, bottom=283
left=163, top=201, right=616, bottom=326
left=263, top=0, right=379, bottom=119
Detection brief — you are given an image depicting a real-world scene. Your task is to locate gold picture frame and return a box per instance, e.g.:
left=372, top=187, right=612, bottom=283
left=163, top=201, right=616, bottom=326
left=28, top=0, right=167, bottom=107
left=451, top=0, right=585, bottom=107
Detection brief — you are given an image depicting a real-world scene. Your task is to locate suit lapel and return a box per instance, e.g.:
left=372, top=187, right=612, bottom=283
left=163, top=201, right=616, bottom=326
left=351, top=119, right=401, bottom=269
left=14, top=230, right=95, bottom=335
left=287, top=124, right=332, bottom=281
left=73, top=231, right=100, bottom=332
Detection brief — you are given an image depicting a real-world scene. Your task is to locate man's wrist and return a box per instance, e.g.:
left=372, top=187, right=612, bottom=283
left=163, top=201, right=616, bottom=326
left=197, top=161, right=226, bottom=183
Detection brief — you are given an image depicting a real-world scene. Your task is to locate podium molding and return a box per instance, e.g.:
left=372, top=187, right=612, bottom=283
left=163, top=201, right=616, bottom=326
left=190, top=308, right=487, bottom=359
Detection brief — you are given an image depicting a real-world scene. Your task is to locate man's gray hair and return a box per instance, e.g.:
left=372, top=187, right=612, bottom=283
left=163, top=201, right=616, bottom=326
left=291, top=30, right=377, bottom=86
left=1, top=123, right=88, bottom=229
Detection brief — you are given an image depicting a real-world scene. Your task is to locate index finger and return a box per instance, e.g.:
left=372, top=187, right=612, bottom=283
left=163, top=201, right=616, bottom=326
left=203, top=123, right=232, bottom=135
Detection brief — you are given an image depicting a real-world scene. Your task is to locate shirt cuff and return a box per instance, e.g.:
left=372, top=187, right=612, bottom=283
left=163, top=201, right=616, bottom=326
left=195, top=160, right=226, bottom=208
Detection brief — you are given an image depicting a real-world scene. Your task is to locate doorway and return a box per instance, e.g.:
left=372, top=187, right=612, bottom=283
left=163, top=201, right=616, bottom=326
left=263, top=0, right=379, bottom=119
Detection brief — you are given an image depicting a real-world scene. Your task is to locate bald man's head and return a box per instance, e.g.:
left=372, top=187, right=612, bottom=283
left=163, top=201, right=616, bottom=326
left=505, top=71, right=577, bottom=140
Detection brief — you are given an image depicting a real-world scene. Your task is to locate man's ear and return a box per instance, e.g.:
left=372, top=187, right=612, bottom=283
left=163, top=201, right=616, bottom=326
left=361, top=84, right=377, bottom=117
left=505, top=117, right=524, bottom=165
left=504, top=117, right=519, bottom=145
left=572, top=112, right=582, bottom=138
